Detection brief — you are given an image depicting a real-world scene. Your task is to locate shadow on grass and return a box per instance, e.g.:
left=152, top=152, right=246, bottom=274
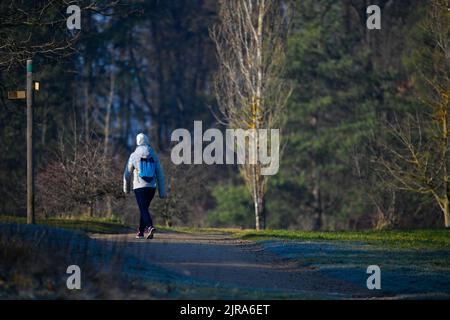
left=0, top=223, right=128, bottom=299
left=258, top=240, right=450, bottom=299
left=234, top=229, right=450, bottom=250
left=0, top=215, right=132, bottom=234
left=0, top=222, right=315, bottom=299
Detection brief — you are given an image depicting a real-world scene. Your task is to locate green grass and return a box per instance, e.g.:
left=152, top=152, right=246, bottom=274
left=239, top=229, right=450, bottom=250
left=155, top=225, right=235, bottom=234
left=2, top=216, right=448, bottom=250
left=0, top=215, right=132, bottom=234
left=160, top=226, right=450, bottom=250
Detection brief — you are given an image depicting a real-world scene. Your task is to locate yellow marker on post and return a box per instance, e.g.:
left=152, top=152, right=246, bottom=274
left=7, top=91, right=26, bottom=100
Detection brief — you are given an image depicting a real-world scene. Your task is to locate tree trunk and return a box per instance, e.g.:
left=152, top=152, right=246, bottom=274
left=104, top=71, right=115, bottom=155
left=441, top=88, right=449, bottom=229
left=443, top=198, right=450, bottom=229
left=148, top=19, right=164, bottom=151
left=254, top=193, right=265, bottom=230
left=83, top=13, right=92, bottom=142
left=260, top=195, right=266, bottom=230
left=106, top=196, right=113, bottom=218
left=312, top=168, right=323, bottom=231
left=253, top=0, right=265, bottom=231
left=124, top=81, right=132, bottom=148
left=253, top=176, right=260, bottom=230
left=87, top=202, right=94, bottom=217
left=313, top=198, right=323, bottom=231
left=41, top=91, right=49, bottom=147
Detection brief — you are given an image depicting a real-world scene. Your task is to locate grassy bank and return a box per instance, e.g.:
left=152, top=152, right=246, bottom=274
left=1, top=216, right=448, bottom=250
left=162, top=226, right=450, bottom=250
left=0, top=215, right=132, bottom=234
left=0, top=223, right=128, bottom=299
left=236, top=229, right=450, bottom=250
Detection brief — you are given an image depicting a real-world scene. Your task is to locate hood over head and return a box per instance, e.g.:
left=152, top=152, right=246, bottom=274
left=135, top=133, right=151, bottom=157
left=136, top=133, right=150, bottom=146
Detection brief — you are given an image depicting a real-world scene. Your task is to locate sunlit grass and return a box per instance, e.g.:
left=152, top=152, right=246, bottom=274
left=2, top=215, right=448, bottom=250
left=159, top=226, right=450, bottom=250
left=238, top=229, right=450, bottom=249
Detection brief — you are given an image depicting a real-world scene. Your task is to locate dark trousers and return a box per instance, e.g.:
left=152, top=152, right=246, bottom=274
left=134, top=187, right=156, bottom=233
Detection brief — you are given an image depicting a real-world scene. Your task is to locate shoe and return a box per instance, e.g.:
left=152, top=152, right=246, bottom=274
left=146, top=227, right=156, bottom=239
left=135, top=232, right=144, bottom=239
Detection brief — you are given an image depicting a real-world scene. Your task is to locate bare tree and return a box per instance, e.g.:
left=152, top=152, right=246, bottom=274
left=378, top=0, right=450, bottom=229
left=103, top=61, right=117, bottom=217
left=151, top=154, right=209, bottom=227
left=0, top=0, right=122, bottom=71
left=211, top=0, right=291, bottom=230
left=37, top=138, right=123, bottom=217
left=103, top=68, right=116, bottom=156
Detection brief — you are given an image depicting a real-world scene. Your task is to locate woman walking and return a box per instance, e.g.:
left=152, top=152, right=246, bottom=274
left=123, top=133, right=166, bottom=239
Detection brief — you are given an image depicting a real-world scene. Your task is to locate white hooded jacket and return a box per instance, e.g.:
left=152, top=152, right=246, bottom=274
left=123, top=133, right=166, bottom=197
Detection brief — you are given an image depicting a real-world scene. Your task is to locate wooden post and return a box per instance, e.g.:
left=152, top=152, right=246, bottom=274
left=26, top=59, right=35, bottom=224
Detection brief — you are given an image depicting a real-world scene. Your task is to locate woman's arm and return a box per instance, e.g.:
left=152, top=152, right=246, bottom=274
left=153, top=152, right=166, bottom=198
left=123, top=154, right=134, bottom=193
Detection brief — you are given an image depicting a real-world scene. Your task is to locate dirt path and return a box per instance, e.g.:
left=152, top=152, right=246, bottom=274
left=91, top=231, right=372, bottom=299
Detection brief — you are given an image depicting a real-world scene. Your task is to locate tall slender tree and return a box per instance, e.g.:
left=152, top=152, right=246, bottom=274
left=211, top=0, right=291, bottom=230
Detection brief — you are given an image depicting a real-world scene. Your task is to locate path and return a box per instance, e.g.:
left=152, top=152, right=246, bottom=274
left=92, top=231, right=374, bottom=299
